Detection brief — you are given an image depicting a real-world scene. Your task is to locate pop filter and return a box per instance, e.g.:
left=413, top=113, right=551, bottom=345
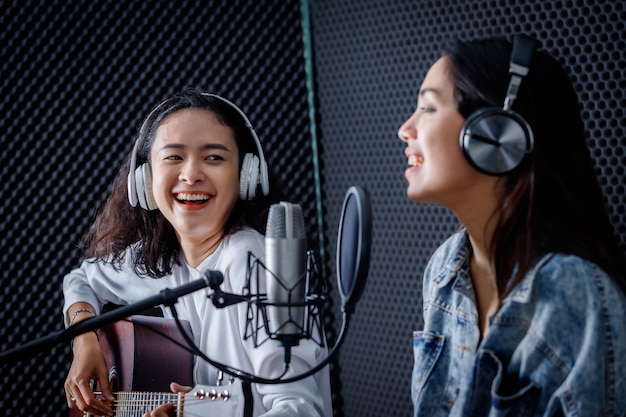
left=336, top=185, right=372, bottom=313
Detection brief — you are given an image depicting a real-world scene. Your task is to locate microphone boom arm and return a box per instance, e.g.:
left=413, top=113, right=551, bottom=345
left=0, top=274, right=215, bottom=365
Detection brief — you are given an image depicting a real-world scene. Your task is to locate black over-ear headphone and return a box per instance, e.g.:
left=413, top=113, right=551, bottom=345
left=127, top=93, right=270, bottom=210
left=460, top=35, right=540, bottom=176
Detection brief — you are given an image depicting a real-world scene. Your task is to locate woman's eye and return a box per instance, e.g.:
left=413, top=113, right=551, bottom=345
left=165, top=155, right=182, bottom=160
left=419, top=106, right=434, bottom=113
left=206, top=154, right=224, bottom=161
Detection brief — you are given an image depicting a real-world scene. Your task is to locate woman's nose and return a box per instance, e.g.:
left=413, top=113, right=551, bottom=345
left=179, top=160, right=205, bottom=183
left=398, top=113, right=417, bottom=143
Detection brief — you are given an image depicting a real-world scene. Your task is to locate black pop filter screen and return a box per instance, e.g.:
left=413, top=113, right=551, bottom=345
left=337, top=185, right=372, bottom=312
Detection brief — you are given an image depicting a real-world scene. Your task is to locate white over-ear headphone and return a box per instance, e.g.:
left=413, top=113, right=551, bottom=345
left=127, top=93, right=270, bottom=210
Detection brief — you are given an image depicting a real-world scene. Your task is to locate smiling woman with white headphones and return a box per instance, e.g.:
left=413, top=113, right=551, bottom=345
left=61, top=87, right=333, bottom=417
left=127, top=92, right=271, bottom=210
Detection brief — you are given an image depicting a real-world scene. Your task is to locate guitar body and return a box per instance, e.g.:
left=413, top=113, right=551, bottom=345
left=69, top=315, right=193, bottom=416
left=68, top=315, right=249, bottom=416
left=98, top=315, right=194, bottom=392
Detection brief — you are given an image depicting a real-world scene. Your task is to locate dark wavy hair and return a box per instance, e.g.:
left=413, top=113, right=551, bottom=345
left=81, top=87, right=287, bottom=277
left=443, top=36, right=626, bottom=296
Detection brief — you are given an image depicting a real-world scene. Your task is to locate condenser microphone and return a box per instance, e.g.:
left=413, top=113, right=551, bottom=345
left=195, top=185, right=372, bottom=385
left=265, top=202, right=307, bottom=347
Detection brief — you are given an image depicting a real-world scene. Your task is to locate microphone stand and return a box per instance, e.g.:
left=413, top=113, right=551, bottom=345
left=0, top=275, right=214, bottom=365
left=203, top=263, right=352, bottom=385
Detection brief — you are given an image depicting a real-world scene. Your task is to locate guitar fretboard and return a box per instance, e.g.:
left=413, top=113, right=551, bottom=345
left=108, top=386, right=234, bottom=417
left=112, top=391, right=182, bottom=416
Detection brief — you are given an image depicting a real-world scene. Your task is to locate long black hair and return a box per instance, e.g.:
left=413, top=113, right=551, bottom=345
left=444, top=36, right=626, bottom=296
left=81, top=87, right=286, bottom=277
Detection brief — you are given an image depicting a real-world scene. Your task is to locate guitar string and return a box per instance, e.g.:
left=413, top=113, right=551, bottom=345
left=110, top=391, right=230, bottom=406
left=111, top=392, right=181, bottom=416
left=110, top=395, right=227, bottom=417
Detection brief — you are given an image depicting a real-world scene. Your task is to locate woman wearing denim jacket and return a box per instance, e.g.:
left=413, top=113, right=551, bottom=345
left=398, top=35, right=626, bottom=416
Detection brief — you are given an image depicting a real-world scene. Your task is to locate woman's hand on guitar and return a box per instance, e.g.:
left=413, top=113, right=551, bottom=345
left=169, top=382, right=192, bottom=393
left=64, top=331, right=115, bottom=416
left=143, top=382, right=192, bottom=417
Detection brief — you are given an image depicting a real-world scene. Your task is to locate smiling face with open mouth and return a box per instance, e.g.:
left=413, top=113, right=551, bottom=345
left=150, top=108, right=240, bottom=245
left=397, top=56, right=497, bottom=213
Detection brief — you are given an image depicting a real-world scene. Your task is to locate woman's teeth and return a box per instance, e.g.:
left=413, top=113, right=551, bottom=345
left=176, top=193, right=210, bottom=202
left=408, top=155, right=424, bottom=167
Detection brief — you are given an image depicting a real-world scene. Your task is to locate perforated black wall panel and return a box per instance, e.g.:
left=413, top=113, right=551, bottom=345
left=0, top=1, right=328, bottom=415
left=311, top=1, right=625, bottom=416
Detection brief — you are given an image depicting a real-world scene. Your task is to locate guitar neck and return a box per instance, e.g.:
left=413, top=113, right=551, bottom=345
left=99, top=385, right=236, bottom=417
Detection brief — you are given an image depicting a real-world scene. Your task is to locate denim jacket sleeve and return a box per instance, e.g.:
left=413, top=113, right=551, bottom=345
left=506, top=254, right=626, bottom=417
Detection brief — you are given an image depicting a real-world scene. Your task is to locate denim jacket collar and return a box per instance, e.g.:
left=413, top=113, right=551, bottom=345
left=430, top=228, right=555, bottom=305
left=505, top=252, right=554, bottom=303
left=431, top=229, right=470, bottom=289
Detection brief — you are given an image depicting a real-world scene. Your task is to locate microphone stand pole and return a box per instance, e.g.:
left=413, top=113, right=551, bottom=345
left=0, top=276, right=214, bottom=365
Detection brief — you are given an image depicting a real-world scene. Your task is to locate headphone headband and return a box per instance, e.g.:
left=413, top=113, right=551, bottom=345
left=504, top=35, right=541, bottom=111
left=201, top=93, right=270, bottom=196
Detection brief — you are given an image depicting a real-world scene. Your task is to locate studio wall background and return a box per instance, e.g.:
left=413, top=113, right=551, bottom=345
left=1, top=1, right=625, bottom=417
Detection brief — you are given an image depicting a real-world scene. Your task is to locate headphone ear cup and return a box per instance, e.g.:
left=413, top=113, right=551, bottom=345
left=240, top=153, right=260, bottom=200
left=460, top=107, right=534, bottom=176
left=134, top=163, right=158, bottom=210
left=128, top=169, right=139, bottom=208
left=134, top=164, right=147, bottom=209
left=141, top=163, right=158, bottom=210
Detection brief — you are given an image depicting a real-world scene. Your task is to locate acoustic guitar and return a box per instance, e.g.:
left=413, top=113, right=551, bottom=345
left=69, top=315, right=249, bottom=416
